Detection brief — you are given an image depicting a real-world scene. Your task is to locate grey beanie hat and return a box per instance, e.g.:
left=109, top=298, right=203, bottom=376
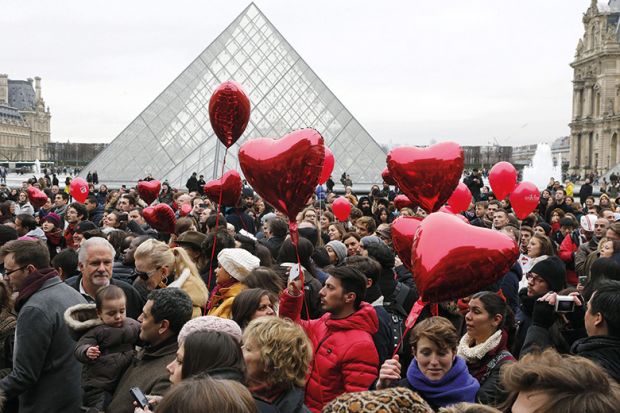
left=326, top=240, right=347, bottom=265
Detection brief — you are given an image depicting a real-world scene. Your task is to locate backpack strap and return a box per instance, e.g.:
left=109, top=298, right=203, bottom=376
left=481, top=350, right=512, bottom=383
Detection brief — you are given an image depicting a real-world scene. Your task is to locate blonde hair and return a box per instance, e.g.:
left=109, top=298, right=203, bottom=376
left=134, top=238, right=201, bottom=281
left=242, top=317, right=312, bottom=387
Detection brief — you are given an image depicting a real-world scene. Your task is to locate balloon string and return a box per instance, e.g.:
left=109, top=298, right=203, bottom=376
left=207, top=147, right=229, bottom=305
left=392, top=299, right=427, bottom=357
left=292, top=223, right=324, bottom=406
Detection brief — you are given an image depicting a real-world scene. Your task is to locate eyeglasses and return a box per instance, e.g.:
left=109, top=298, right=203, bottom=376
left=3, top=266, right=26, bottom=277
left=133, top=267, right=160, bottom=281
left=526, top=273, right=545, bottom=284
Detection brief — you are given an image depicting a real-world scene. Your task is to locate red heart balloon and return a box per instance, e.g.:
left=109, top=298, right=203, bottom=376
left=510, top=182, right=541, bottom=220
left=239, top=128, right=325, bottom=222
left=391, top=216, right=423, bottom=272
left=489, top=162, right=518, bottom=200
left=394, top=194, right=417, bottom=211
left=27, top=186, right=48, bottom=209
left=439, top=206, right=470, bottom=224
left=319, top=147, right=335, bottom=185
left=412, top=212, right=519, bottom=302
left=209, top=81, right=251, bottom=148
left=143, top=204, right=177, bottom=234
left=447, top=182, right=472, bottom=213
left=204, top=170, right=242, bottom=207
left=381, top=167, right=396, bottom=186
left=70, top=178, right=89, bottom=203
left=332, top=196, right=351, bottom=221
left=137, top=180, right=161, bottom=205
left=387, top=142, right=464, bottom=213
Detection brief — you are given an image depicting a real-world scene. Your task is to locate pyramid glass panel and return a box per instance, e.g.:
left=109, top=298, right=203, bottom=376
left=81, top=3, right=387, bottom=187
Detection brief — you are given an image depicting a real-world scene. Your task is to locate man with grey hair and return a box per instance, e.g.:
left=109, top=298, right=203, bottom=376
left=0, top=240, right=85, bottom=412
left=65, top=237, right=144, bottom=319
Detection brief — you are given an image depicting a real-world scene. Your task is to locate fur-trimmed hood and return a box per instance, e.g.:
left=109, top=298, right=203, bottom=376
left=64, top=303, right=103, bottom=340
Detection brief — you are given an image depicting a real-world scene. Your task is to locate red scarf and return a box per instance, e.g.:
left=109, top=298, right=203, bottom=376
left=15, top=268, right=58, bottom=312
left=207, top=279, right=237, bottom=310
left=249, top=381, right=290, bottom=404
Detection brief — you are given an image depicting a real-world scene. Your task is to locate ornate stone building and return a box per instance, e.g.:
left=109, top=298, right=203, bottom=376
left=0, top=74, right=51, bottom=161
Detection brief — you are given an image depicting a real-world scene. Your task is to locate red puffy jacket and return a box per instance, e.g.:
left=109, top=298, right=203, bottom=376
left=558, top=232, right=580, bottom=285
left=279, top=290, right=379, bottom=413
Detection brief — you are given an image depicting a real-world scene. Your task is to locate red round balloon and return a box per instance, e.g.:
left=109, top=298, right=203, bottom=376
left=239, top=128, right=325, bottom=222
left=447, top=182, right=472, bottom=213
left=137, top=180, right=161, bottom=205
left=394, top=194, right=416, bottom=211
left=489, top=162, right=518, bottom=200
left=319, top=147, right=335, bottom=185
left=27, top=186, right=48, bottom=209
left=387, top=142, right=464, bottom=213
left=204, top=170, right=242, bottom=207
left=510, top=182, right=541, bottom=220
left=332, top=197, right=352, bottom=221
left=209, top=81, right=251, bottom=148
left=143, top=203, right=177, bottom=234
left=412, top=212, right=519, bottom=303
left=391, top=216, right=423, bottom=272
left=70, top=178, right=89, bottom=203
left=381, top=167, right=396, bottom=186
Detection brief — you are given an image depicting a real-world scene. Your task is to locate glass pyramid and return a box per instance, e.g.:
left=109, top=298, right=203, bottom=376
left=82, top=3, right=387, bottom=188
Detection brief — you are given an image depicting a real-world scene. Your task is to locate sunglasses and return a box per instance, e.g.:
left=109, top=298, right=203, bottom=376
left=133, top=267, right=160, bottom=281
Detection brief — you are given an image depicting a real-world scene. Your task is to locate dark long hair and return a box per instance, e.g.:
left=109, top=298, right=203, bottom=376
left=182, top=331, right=245, bottom=380
left=471, top=291, right=516, bottom=348
left=583, top=257, right=620, bottom=301
left=231, top=288, right=275, bottom=330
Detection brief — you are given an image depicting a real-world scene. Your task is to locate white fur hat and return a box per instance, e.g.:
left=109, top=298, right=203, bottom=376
left=217, top=248, right=260, bottom=282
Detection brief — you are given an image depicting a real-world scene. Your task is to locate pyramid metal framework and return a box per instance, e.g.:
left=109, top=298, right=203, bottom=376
left=81, top=3, right=387, bottom=188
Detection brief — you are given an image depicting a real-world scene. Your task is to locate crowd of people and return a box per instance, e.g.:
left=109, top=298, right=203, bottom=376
left=0, top=169, right=618, bottom=413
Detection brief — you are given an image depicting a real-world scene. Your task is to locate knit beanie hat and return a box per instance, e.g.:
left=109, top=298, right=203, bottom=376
left=326, top=240, right=347, bottom=265
left=42, top=212, right=62, bottom=229
left=178, top=315, right=242, bottom=343
left=530, top=256, right=566, bottom=292
left=535, top=222, right=552, bottom=236
left=217, top=248, right=260, bottom=282
left=361, top=235, right=382, bottom=248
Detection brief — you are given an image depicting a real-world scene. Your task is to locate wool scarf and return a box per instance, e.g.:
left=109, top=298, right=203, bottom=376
left=457, top=329, right=503, bottom=363
left=406, top=355, right=479, bottom=408
left=15, top=268, right=58, bottom=312
left=207, top=279, right=237, bottom=310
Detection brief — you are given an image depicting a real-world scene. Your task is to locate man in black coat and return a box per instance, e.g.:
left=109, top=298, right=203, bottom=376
left=522, top=280, right=620, bottom=382
left=579, top=178, right=593, bottom=204
left=65, top=237, right=145, bottom=319
left=464, top=169, right=484, bottom=201
left=185, top=172, right=200, bottom=193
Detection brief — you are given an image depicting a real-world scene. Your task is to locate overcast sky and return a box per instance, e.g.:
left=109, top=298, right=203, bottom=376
left=3, top=0, right=592, bottom=146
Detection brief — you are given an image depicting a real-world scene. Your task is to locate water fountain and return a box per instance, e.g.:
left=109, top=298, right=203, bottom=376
left=34, top=159, right=41, bottom=175
left=522, top=143, right=562, bottom=191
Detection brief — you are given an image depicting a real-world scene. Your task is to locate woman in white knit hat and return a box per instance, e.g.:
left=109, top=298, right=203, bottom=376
left=207, top=248, right=260, bottom=319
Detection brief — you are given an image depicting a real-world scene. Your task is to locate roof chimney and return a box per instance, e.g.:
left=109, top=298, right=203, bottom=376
left=35, top=76, right=41, bottom=102
left=0, top=74, right=7, bottom=105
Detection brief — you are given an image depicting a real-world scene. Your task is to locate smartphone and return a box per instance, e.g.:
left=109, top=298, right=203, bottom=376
left=130, top=387, right=150, bottom=409
left=578, top=276, right=587, bottom=285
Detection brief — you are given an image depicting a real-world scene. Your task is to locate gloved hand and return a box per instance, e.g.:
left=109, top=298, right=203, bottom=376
left=532, top=299, right=556, bottom=329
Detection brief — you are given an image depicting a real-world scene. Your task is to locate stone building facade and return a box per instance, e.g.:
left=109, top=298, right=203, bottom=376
left=0, top=74, right=51, bottom=161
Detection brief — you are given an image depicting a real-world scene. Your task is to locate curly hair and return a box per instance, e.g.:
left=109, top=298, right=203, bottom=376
left=242, top=317, right=312, bottom=388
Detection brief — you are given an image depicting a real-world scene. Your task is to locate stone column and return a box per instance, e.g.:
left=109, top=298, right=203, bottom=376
left=569, top=134, right=579, bottom=171
left=584, top=82, right=594, bottom=117
left=573, top=88, right=583, bottom=119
